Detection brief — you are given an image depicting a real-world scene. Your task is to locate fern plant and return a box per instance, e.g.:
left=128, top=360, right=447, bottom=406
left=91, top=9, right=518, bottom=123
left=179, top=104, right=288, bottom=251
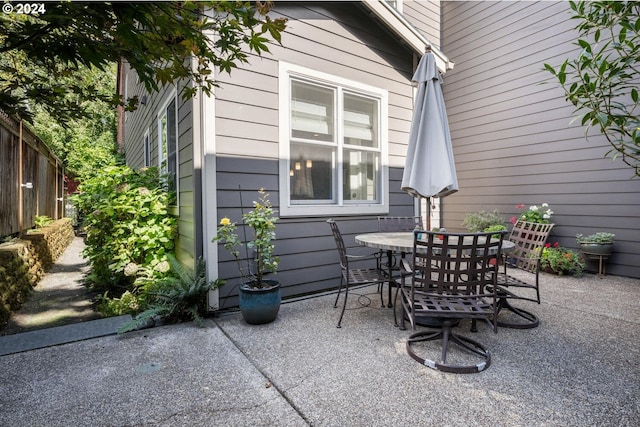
left=118, top=255, right=224, bottom=333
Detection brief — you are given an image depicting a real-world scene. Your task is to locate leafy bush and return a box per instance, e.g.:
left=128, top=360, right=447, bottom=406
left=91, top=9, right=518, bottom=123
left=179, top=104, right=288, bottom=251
left=72, top=165, right=177, bottom=291
left=483, top=224, right=508, bottom=237
left=118, top=255, right=224, bottom=333
left=462, top=209, right=506, bottom=232
left=97, top=290, right=139, bottom=316
left=540, top=243, right=585, bottom=276
left=34, top=215, right=54, bottom=228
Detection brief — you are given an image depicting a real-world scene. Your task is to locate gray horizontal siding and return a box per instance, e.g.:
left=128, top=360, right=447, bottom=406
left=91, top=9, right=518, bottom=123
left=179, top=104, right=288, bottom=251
left=402, top=0, right=441, bottom=47
left=213, top=2, right=416, bottom=169
left=211, top=2, right=427, bottom=299
left=442, top=0, right=640, bottom=278
left=214, top=156, right=413, bottom=300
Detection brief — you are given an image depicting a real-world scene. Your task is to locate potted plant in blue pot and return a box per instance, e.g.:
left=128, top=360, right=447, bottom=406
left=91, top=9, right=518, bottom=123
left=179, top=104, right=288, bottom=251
left=213, top=189, right=280, bottom=324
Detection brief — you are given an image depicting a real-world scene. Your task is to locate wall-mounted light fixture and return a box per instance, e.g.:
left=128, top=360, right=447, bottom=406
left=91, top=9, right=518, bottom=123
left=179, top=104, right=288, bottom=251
left=21, top=182, right=33, bottom=189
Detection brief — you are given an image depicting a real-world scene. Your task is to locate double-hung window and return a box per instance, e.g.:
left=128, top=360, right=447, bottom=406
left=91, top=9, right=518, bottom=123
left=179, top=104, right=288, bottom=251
left=279, top=62, right=388, bottom=217
left=158, top=94, right=178, bottom=206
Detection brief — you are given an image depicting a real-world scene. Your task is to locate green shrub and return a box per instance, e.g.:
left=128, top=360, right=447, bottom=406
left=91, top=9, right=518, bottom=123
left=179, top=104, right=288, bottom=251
left=483, top=224, right=508, bottom=238
left=97, top=291, right=140, bottom=316
left=73, top=165, right=177, bottom=292
left=118, top=255, right=224, bottom=333
left=34, top=215, right=54, bottom=228
left=463, top=209, right=506, bottom=232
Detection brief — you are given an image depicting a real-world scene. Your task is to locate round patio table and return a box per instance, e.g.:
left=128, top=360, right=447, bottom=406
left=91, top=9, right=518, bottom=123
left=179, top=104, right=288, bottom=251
left=355, top=232, right=514, bottom=324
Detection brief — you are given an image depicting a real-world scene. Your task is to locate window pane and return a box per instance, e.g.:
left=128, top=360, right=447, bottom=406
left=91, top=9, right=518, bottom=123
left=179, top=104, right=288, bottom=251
left=343, top=149, right=378, bottom=201
left=290, top=143, right=335, bottom=202
left=144, top=134, right=150, bottom=167
left=344, top=93, right=378, bottom=148
left=166, top=99, right=177, bottom=194
left=291, top=80, right=334, bottom=142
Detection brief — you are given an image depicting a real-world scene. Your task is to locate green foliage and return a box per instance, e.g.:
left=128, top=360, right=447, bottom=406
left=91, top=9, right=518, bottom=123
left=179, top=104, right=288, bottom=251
left=540, top=243, right=585, bottom=276
left=576, top=232, right=615, bottom=243
left=483, top=224, right=508, bottom=238
left=34, top=215, right=53, bottom=228
left=118, top=255, right=224, bottom=333
left=213, top=189, right=279, bottom=288
left=73, top=165, right=177, bottom=291
left=30, top=65, right=120, bottom=180
left=544, top=1, right=640, bottom=177
left=97, top=291, right=139, bottom=317
left=462, top=209, right=506, bottom=232
left=1, top=2, right=287, bottom=123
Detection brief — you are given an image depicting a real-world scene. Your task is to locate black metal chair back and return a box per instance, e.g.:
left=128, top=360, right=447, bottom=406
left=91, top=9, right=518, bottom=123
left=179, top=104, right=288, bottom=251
left=326, top=219, right=389, bottom=328
left=327, top=218, right=350, bottom=272
left=494, top=220, right=555, bottom=329
left=402, top=230, right=508, bottom=373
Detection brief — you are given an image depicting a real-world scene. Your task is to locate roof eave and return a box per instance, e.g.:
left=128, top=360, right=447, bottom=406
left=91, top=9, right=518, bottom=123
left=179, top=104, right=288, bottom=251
left=361, top=0, right=454, bottom=73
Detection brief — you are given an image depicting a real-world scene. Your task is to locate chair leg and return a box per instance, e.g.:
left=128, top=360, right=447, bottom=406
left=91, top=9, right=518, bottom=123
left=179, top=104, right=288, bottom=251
left=406, top=322, right=491, bottom=374
left=496, top=297, right=540, bottom=329
left=333, top=276, right=345, bottom=308
left=336, top=280, right=349, bottom=328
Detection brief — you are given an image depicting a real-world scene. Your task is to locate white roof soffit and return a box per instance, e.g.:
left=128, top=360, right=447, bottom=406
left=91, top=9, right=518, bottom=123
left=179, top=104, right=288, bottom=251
left=362, top=0, right=454, bottom=73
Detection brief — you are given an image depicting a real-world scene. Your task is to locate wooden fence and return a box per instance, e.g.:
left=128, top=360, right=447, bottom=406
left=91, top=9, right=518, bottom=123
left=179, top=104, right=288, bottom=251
left=0, top=110, right=65, bottom=237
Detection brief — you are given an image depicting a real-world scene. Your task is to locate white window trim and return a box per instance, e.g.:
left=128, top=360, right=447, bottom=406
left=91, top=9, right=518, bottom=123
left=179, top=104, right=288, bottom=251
left=278, top=61, right=389, bottom=217
left=157, top=90, right=179, bottom=208
left=143, top=129, right=150, bottom=167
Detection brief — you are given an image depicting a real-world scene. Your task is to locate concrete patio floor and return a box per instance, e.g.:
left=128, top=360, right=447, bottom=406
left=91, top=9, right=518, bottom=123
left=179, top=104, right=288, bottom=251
left=1, top=271, right=639, bottom=426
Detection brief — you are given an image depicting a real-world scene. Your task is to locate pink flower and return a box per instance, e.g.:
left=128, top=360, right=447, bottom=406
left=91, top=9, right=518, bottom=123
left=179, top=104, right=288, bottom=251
left=510, top=216, right=517, bottom=225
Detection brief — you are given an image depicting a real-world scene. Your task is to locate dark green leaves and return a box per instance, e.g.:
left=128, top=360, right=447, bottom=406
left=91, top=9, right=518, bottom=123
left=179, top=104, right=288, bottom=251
left=1, top=1, right=287, bottom=123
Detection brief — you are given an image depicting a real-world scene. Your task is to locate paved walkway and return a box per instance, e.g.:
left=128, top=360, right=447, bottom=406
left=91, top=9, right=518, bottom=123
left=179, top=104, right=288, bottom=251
left=1, top=236, right=102, bottom=336
left=0, top=269, right=639, bottom=426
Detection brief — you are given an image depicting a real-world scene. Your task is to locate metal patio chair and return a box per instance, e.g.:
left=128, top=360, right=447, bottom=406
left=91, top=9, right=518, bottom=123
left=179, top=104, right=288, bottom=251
left=326, top=219, right=390, bottom=328
left=400, top=230, right=506, bottom=373
left=494, top=220, right=554, bottom=328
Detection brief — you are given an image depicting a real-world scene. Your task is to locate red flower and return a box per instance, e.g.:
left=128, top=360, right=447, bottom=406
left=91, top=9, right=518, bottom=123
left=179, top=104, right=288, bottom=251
left=553, top=242, right=560, bottom=247
left=544, top=243, right=551, bottom=248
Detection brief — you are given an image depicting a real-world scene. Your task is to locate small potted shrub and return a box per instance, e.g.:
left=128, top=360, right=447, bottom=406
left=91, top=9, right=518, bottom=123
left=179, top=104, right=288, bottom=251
left=576, top=232, right=615, bottom=255
left=213, top=189, right=281, bottom=325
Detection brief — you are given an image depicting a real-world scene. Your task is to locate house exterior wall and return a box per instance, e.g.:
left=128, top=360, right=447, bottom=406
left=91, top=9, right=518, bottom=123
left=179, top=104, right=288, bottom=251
left=121, top=69, right=197, bottom=267
left=402, top=0, right=441, bottom=47
left=441, top=1, right=640, bottom=278
left=212, top=2, right=424, bottom=301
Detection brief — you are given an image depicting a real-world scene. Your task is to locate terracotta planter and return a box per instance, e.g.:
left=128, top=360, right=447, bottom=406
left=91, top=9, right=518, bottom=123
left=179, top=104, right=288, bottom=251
left=238, top=280, right=281, bottom=325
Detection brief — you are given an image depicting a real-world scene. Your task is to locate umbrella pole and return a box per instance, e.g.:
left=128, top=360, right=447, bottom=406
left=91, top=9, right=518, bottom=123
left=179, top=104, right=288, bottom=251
left=426, top=197, right=431, bottom=230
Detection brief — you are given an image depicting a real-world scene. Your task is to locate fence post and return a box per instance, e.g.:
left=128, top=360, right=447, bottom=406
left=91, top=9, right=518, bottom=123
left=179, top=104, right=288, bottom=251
left=17, top=120, right=23, bottom=235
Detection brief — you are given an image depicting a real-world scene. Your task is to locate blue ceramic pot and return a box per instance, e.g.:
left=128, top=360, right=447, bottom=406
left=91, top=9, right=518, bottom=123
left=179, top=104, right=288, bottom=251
left=238, top=280, right=281, bottom=325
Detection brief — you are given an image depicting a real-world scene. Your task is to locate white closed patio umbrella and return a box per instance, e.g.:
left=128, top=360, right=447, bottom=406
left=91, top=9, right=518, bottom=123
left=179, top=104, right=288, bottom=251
left=401, top=51, right=458, bottom=230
